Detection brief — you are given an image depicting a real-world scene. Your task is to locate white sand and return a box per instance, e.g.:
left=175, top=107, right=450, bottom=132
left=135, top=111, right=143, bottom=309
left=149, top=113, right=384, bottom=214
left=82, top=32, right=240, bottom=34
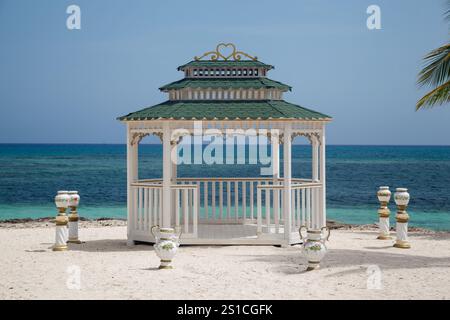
left=0, top=222, right=449, bottom=300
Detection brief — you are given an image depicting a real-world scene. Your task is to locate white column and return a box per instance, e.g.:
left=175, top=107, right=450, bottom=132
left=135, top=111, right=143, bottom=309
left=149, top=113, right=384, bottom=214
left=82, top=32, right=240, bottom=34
left=312, top=136, right=319, bottom=182
left=171, top=143, right=178, bottom=228
left=271, top=136, right=280, bottom=179
left=162, top=123, right=172, bottom=228
left=127, top=124, right=139, bottom=244
left=319, top=127, right=326, bottom=229
left=272, top=135, right=280, bottom=229
left=283, top=124, right=292, bottom=242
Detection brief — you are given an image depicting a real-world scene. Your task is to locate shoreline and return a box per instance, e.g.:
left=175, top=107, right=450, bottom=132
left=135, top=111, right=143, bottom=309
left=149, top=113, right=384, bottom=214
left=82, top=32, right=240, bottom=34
left=0, top=217, right=439, bottom=234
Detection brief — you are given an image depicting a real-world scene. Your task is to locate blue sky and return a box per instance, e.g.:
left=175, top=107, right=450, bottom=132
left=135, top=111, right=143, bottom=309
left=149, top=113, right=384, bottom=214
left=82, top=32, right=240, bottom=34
left=0, top=0, right=449, bottom=144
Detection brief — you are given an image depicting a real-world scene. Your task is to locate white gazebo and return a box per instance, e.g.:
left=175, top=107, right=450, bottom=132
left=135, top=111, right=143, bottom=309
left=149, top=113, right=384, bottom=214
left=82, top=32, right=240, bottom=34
left=118, top=44, right=332, bottom=246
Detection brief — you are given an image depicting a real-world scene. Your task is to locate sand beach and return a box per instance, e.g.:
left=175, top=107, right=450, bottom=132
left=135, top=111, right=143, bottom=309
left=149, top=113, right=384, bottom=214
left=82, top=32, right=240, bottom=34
left=0, top=219, right=449, bottom=300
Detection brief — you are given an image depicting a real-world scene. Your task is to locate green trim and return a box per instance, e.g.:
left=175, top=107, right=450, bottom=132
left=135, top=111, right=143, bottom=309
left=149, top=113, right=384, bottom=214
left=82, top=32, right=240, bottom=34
left=177, top=60, right=274, bottom=70
left=159, top=78, right=291, bottom=91
left=117, top=100, right=331, bottom=121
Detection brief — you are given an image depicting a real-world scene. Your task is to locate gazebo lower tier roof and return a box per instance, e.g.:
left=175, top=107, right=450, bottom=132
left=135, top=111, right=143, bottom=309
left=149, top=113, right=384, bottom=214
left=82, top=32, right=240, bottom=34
left=118, top=100, right=331, bottom=121
left=159, top=78, right=291, bottom=91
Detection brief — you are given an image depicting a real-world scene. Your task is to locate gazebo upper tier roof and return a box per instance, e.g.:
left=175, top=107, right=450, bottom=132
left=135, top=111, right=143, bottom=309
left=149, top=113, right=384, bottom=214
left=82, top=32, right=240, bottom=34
left=159, top=78, right=291, bottom=92
left=177, top=60, right=274, bottom=71
left=118, top=100, right=331, bottom=121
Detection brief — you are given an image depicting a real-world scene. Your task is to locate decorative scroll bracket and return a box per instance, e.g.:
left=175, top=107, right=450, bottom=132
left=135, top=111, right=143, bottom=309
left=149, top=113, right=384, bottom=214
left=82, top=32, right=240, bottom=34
left=194, top=43, right=258, bottom=61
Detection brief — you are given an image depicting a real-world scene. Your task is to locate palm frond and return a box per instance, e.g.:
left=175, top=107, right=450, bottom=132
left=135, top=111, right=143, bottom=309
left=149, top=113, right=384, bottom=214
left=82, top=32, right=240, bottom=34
left=445, top=0, right=450, bottom=22
left=417, top=43, right=450, bottom=88
left=416, top=80, right=450, bottom=110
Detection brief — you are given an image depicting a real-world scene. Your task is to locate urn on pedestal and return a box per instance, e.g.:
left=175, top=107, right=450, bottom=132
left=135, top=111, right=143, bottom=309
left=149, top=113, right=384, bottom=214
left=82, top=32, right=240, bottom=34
left=394, top=188, right=411, bottom=249
left=53, top=191, right=70, bottom=251
left=376, top=186, right=392, bottom=240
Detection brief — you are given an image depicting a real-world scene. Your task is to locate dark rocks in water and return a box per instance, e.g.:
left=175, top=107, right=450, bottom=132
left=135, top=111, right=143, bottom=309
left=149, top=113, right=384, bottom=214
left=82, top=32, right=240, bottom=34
left=0, top=217, right=54, bottom=224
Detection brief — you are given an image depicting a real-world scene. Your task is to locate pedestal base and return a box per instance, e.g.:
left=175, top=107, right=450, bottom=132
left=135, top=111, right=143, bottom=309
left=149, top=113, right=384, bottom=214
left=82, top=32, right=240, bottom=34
left=394, top=240, right=411, bottom=249
left=52, top=245, right=68, bottom=251
left=306, top=261, right=320, bottom=271
left=67, top=239, right=82, bottom=244
left=159, top=259, right=173, bottom=269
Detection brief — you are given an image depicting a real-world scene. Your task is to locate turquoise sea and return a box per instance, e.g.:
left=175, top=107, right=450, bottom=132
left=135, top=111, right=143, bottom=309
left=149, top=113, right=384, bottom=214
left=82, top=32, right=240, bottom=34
left=0, top=144, right=449, bottom=230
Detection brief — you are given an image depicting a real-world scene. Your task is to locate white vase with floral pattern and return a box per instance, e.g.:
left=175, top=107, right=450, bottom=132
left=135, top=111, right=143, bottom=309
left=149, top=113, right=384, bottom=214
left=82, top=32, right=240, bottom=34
left=151, top=226, right=181, bottom=269
left=299, top=226, right=330, bottom=271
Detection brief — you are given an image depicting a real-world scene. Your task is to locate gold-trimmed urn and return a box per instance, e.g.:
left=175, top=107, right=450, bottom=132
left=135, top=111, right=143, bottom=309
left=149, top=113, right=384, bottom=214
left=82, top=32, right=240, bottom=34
left=377, top=186, right=392, bottom=240
left=394, top=188, right=411, bottom=249
left=53, top=191, right=70, bottom=251
left=299, top=226, right=330, bottom=271
left=151, top=226, right=181, bottom=269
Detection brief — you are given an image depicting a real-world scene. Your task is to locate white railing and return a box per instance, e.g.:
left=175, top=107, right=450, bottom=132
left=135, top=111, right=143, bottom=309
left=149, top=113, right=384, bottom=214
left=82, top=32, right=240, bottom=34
left=130, top=177, right=321, bottom=240
left=130, top=181, right=198, bottom=239
left=256, top=182, right=323, bottom=235
left=175, top=177, right=311, bottom=224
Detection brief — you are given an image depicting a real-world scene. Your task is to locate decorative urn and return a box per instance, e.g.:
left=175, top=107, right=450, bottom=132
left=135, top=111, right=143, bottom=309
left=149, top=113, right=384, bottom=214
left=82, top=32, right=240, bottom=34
left=393, top=188, right=411, bottom=249
left=55, top=191, right=70, bottom=211
left=68, top=191, right=80, bottom=208
left=299, top=226, right=330, bottom=271
left=376, top=186, right=392, bottom=240
left=377, top=186, right=391, bottom=204
left=151, top=226, right=180, bottom=269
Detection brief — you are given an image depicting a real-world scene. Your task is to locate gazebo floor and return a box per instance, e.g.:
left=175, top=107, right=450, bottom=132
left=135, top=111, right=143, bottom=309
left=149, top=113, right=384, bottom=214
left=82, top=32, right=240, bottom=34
left=132, top=223, right=302, bottom=246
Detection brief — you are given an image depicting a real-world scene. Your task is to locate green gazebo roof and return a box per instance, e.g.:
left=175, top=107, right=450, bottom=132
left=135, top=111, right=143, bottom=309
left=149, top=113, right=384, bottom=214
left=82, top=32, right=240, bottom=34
left=159, top=78, right=291, bottom=91
left=118, top=100, right=331, bottom=121
left=177, top=60, right=274, bottom=71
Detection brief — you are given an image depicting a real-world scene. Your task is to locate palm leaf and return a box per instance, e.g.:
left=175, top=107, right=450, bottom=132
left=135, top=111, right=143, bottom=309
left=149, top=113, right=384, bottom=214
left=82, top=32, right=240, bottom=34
left=417, top=43, right=450, bottom=88
left=416, top=80, right=450, bottom=110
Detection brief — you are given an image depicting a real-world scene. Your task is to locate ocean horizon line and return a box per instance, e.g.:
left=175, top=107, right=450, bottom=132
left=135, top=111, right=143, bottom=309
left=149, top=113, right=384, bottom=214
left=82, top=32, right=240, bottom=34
left=1, top=143, right=450, bottom=147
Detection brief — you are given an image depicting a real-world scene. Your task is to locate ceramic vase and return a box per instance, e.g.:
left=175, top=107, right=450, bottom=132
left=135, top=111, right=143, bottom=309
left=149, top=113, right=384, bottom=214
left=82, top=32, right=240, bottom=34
left=151, top=226, right=180, bottom=269
left=299, top=226, right=330, bottom=271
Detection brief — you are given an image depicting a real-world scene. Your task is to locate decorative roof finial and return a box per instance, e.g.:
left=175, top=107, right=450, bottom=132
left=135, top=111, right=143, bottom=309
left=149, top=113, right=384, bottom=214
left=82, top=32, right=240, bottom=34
left=194, top=43, right=258, bottom=61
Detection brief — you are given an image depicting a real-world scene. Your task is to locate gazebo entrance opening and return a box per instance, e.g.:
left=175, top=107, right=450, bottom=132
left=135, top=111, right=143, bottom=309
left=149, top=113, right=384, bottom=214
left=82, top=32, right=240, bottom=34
left=119, top=44, right=331, bottom=246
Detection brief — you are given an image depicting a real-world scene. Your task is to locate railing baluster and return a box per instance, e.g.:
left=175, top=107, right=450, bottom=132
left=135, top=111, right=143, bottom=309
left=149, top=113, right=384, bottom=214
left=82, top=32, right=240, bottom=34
left=302, top=188, right=306, bottom=227
left=291, top=190, right=295, bottom=229
left=133, top=187, right=138, bottom=231
left=158, top=188, right=162, bottom=225
left=265, top=182, right=270, bottom=231
left=183, top=189, right=189, bottom=233
left=296, top=189, right=301, bottom=228
left=306, top=188, right=311, bottom=229
left=242, top=181, right=246, bottom=222
left=175, top=188, right=180, bottom=230
left=274, top=188, right=279, bottom=233
left=204, top=181, right=208, bottom=221
left=234, top=181, right=239, bottom=220
left=227, top=181, right=231, bottom=220
left=212, top=181, right=216, bottom=222
left=257, top=187, right=262, bottom=234
left=144, top=188, right=148, bottom=231
left=219, top=181, right=224, bottom=220
left=193, top=188, right=198, bottom=237
left=250, top=181, right=254, bottom=222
